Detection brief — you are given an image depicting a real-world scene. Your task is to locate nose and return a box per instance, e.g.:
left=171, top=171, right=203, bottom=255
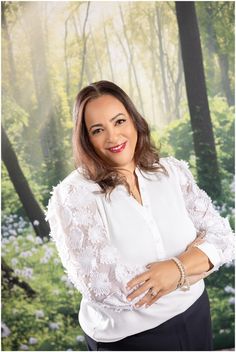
left=106, top=128, right=119, bottom=144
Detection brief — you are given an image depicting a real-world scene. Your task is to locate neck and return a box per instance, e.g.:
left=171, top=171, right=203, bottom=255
left=116, top=166, right=136, bottom=182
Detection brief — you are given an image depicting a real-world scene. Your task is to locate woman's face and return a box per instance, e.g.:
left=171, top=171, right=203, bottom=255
left=84, top=94, right=138, bottom=172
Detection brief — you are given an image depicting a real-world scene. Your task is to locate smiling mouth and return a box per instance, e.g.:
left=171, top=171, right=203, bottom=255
left=108, top=142, right=127, bottom=153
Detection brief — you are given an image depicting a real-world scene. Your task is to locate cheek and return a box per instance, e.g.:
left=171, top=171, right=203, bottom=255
left=126, top=125, right=138, bottom=144
left=89, top=137, right=104, bottom=153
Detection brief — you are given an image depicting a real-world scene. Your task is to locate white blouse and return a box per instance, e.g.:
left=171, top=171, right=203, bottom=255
left=45, top=156, right=234, bottom=343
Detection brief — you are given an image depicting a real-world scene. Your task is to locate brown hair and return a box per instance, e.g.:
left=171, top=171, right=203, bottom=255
left=72, top=80, right=168, bottom=196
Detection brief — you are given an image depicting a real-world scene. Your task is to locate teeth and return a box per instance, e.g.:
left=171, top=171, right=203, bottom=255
left=110, top=143, right=124, bottom=151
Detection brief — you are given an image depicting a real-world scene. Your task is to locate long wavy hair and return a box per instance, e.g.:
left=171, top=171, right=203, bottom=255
left=72, top=80, right=168, bottom=196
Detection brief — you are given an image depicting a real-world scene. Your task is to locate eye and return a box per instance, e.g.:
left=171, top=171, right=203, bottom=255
left=91, top=128, right=103, bottom=135
left=115, top=119, right=126, bottom=125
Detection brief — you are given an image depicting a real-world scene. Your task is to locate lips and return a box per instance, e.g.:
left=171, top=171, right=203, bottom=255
left=108, top=141, right=127, bottom=153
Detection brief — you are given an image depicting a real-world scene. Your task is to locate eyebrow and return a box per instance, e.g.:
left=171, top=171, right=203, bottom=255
left=88, top=113, right=125, bottom=131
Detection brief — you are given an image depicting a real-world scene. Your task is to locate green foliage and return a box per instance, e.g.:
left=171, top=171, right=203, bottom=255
left=2, top=219, right=87, bottom=351
left=152, top=96, right=235, bottom=214
left=196, top=2, right=234, bottom=98
left=206, top=266, right=235, bottom=350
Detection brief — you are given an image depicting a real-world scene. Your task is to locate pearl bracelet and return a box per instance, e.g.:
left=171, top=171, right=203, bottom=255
left=171, top=256, right=190, bottom=291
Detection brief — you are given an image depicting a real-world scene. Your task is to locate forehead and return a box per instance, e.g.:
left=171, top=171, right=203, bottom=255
left=84, top=95, right=127, bottom=121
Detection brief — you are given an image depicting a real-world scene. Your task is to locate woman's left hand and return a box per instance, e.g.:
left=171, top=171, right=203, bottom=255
left=126, top=259, right=181, bottom=308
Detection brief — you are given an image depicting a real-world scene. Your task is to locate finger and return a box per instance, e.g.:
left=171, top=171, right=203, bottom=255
left=134, top=288, right=159, bottom=308
left=127, top=280, right=151, bottom=301
left=126, top=272, right=150, bottom=290
left=144, top=290, right=164, bottom=307
left=146, top=261, right=156, bottom=269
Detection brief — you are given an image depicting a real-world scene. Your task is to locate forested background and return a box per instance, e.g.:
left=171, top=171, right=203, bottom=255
left=1, top=1, right=235, bottom=351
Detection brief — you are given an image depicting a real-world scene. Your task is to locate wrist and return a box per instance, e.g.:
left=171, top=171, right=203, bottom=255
left=178, top=246, right=213, bottom=276
left=171, top=257, right=190, bottom=291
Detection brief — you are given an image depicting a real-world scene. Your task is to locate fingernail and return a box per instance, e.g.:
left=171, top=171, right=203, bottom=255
left=135, top=303, right=140, bottom=307
left=127, top=297, right=131, bottom=301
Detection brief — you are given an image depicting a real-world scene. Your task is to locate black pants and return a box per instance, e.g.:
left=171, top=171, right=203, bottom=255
left=84, top=288, right=213, bottom=351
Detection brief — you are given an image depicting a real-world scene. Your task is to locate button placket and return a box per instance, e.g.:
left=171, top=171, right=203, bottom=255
left=135, top=167, right=166, bottom=259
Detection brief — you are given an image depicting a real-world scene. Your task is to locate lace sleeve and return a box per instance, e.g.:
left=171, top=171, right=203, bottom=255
left=45, top=181, right=145, bottom=312
left=166, top=157, right=235, bottom=273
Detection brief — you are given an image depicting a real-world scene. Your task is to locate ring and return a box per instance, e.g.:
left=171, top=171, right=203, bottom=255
left=150, top=288, right=158, bottom=296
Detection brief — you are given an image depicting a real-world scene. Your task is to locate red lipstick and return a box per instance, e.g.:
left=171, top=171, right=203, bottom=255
left=108, top=141, right=127, bottom=153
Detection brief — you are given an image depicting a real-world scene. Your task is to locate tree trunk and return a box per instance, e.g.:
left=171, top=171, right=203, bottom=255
left=147, top=11, right=163, bottom=126
left=218, top=53, right=234, bottom=106
left=205, top=6, right=234, bottom=106
left=2, top=258, right=37, bottom=298
left=64, top=16, right=71, bottom=98
left=174, top=41, right=183, bottom=119
left=155, top=4, right=170, bottom=118
left=90, top=27, right=103, bottom=79
left=203, top=6, right=234, bottom=106
left=103, top=23, right=115, bottom=82
left=1, top=2, right=18, bottom=101
left=76, top=2, right=91, bottom=91
left=119, top=4, right=144, bottom=115
left=114, top=30, right=133, bottom=97
left=175, top=2, right=221, bottom=199
left=22, top=2, right=67, bottom=186
left=1, top=125, right=50, bottom=238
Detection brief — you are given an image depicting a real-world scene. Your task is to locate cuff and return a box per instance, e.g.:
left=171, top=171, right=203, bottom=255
left=194, top=241, right=222, bottom=270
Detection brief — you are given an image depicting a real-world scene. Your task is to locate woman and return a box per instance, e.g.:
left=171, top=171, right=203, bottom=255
left=45, top=80, right=234, bottom=351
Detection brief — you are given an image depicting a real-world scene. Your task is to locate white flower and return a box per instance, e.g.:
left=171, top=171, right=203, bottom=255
left=49, top=322, right=60, bottom=330
left=21, top=267, right=33, bottom=279
left=11, top=258, right=18, bottom=266
left=35, top=237, right=43, bottom=244
left=225, top=261, right=235, bottom=268
left=33, top=220, right=39, bottom=226
left=20, top=251, right=32, bottom=258
left=28, top=337, right=38, bottom=345
left=224, top=285, right=235, bottom=294
left=19, top=344, right=29, bottom=350
left=9, top=229, right=17, bottom=236
left=35, top=310, right=44, bottom=318
left=9, top=235, right=16, bottom=241
left=228, top=297, right=235, bottom=305
left=14, top=269, right=22, bottom=276
left=40, top=257, right=49, bottom=264
left=65, top=280, right=74, bottom=288
left=76, top=335, right=85, bottom=343
left=26, top=234, right=34, bottom=242
left=1, top=322, right=11, bottom=337
left=45, top=246, right=53, bottom=253
left=88, top=225, right=104, bottom=243
left=100, top=245, right=118, bottom=264
left=79, top=246, right=96, bottom=274
left=60, top=207, right=72, bottom=228
left=89, top=272, right=111, bottom=296
left=61, top=275, right=68, bottom=282
left=54, top=258, right=60, bottom=265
